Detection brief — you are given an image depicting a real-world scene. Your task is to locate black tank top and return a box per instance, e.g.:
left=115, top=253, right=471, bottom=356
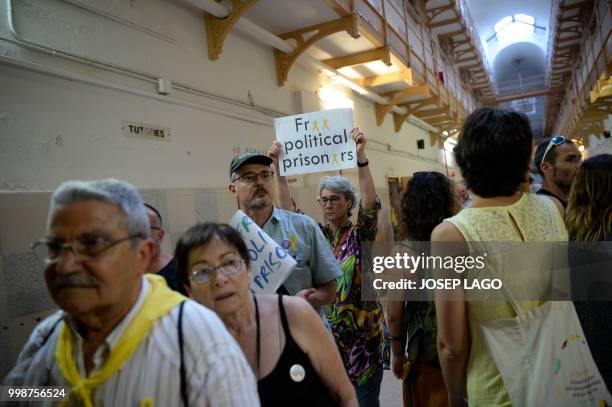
left=256, top=295, right=336, bottom=407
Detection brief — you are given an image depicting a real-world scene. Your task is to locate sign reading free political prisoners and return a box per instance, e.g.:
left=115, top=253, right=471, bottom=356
left=274, top=108, right=356, bottom=176
left=229, top=210, right=296, bottom=294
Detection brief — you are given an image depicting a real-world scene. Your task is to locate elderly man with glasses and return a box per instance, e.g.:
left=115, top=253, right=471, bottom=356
left=228, top=152, right=340, bottom=308
left=4, top=179, right=259, bottom=406
left=534, top=136, right=582, bottom=209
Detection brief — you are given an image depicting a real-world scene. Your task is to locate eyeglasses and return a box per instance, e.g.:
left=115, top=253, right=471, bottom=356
left=317, top=196, right=343, bottom=206
left=150, top=226, right=162, bottom=231
left=541, top=136, right=568, bottom=165
left=190, top=257, right=244, bottom=285
left=32, top=234, right=142, bottom=264
left=233, top=170, right=274, bottom=184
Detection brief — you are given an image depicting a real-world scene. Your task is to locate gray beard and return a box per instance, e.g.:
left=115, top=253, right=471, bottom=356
left=244, top=197, right=271, bottom=211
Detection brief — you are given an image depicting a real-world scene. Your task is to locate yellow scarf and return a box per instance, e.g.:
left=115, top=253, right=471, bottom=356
left=55, top=274, right=185, bottom=407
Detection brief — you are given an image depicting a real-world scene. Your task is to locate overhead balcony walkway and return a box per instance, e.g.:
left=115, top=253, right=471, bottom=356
left=551, top=0, right=612, bottom=144
left=544, top=0, right=595, bottom=136
left=425, top=0, right=495, bottom=101
left=199, top=0, right=491, bottom=145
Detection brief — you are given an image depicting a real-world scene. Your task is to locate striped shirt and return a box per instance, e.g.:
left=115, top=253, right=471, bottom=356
left=4, top=277, right=260, bottom=406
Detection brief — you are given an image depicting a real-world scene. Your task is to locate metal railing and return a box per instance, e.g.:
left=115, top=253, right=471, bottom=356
left=545, top=0, right=562, bottom=89
left=348, top=0, right=491, bottom=119
left=554, top=0, right=612, bottom=136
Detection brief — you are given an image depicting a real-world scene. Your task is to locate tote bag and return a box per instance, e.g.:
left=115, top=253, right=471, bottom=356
left=475, top=289, right=611, bottom=407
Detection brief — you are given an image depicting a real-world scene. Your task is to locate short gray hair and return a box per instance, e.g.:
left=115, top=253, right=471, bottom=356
left=317, top=176, right=359, bottom=216
left=48, top=179, right=150, bottom=239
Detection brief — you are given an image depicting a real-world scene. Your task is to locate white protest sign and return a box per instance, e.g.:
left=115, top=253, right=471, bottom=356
left=274, top=108, right=356, bottom=176
left=229, top=210, right=296, bottom=294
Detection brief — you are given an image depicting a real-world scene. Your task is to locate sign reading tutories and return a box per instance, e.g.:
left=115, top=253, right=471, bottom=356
left=273, top=108, right=356, bottom=176
left=229, top=210, right=296, bottom=294
left=121, top=121, right=171, bottom=142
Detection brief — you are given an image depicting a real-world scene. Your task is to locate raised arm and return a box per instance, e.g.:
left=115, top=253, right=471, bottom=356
left=285, top=296, right=358, bottom=407
left=268, top=141, right=296, bottom=211
left=353, top=127, right=376, bottom=210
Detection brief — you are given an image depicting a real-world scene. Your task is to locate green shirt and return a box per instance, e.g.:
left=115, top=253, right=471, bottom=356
left=263, top=207, right=341, bottom=295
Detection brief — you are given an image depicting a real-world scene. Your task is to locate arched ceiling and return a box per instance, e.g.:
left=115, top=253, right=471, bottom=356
left=466, top=0, right=552, bottom=138
left=493, top=42, right=546, bottom=81
left=466, top=0, right=551, bottom=51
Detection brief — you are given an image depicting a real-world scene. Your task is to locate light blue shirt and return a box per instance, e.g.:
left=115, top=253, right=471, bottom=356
left=263, top=207, right=340, bottom=295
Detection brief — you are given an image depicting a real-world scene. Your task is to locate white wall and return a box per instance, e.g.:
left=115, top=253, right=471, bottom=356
left=0, top=0, right=461, bottom=378
left=0, top=0, right=447, bottom=193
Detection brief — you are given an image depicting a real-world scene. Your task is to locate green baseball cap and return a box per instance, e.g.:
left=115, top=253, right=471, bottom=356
left=229, top=151, right=272, bottom=179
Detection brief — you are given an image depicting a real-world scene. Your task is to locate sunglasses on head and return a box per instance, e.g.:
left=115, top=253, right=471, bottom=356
left=541, top=136, right=568, bottom=165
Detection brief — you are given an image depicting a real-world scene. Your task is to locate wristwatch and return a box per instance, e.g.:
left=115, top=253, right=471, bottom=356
left=357, top=159, right=369, bottom=167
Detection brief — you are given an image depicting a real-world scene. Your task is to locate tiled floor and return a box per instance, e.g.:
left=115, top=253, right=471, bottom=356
left=380, top=370, right=403, bottom=406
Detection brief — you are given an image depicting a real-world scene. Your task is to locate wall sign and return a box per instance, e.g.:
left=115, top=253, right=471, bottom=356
left=122, top=121, right=171, bottom=141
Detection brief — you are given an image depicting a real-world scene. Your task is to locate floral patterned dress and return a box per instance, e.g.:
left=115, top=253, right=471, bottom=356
left=321, top=200, right=390, bottom=385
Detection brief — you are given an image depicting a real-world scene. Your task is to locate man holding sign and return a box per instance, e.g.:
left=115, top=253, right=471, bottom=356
left=228, top=151, right=340, bottom=308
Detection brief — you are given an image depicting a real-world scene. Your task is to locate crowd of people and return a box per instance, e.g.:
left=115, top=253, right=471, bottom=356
left=3, top=106, right=612, bottom=406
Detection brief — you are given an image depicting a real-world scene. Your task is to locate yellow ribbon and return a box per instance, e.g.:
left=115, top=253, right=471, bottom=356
left=56, top=274, right=185, bottom=407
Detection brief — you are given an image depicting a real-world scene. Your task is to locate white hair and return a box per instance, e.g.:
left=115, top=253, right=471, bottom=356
left=48, top=179, right=150, bottom=239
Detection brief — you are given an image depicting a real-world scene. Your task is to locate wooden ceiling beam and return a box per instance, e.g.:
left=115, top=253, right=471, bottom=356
left=458, top=62, right=481, bottom=70
left=376, top=85, right=431, bottom=126
left=413, top=107, right=451, bottom=118
left=438, top=28, right=467, bottom=39
left=556, top=42, right=580, bottom=51
left=391, top=94, right=443, bottom=132
left=451, top=38, right=470, bottom=47
left=429, top=17, right=461, bottom=29
left=426, top=117, right=456, bottom=125
left=560, top=1, right=592, bottom=11
left=427, top=4, right=455, bottom=22
left=559, top=14, right=581, bottom=23
left=399, top=96, right=441, bottom=110
left=354, top=68, right=413, bottom=88
left=275, top=15, right=360, bottom=86
left=322, top=46, right=392, bottom=70
left=556, top=33, right=582, bottom=43
left=204, top=0, right=260, bottom=60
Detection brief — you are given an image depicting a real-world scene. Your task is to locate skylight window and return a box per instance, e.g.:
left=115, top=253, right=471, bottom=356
left=490, top=14, right=536, bottom=44
left=515, top=14, right=535, bottom=25
left=494, top=16, right=513, bottom=34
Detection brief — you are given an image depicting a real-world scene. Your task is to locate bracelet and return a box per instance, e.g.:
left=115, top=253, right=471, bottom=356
left=357, top=159, right=369, bottom=167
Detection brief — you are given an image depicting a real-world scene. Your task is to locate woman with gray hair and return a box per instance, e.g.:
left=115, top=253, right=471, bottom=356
left=268, top=127, right=389, bottom=407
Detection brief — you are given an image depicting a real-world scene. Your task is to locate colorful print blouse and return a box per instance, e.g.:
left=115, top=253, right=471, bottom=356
left=321, top=199, right=390, bottom=385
